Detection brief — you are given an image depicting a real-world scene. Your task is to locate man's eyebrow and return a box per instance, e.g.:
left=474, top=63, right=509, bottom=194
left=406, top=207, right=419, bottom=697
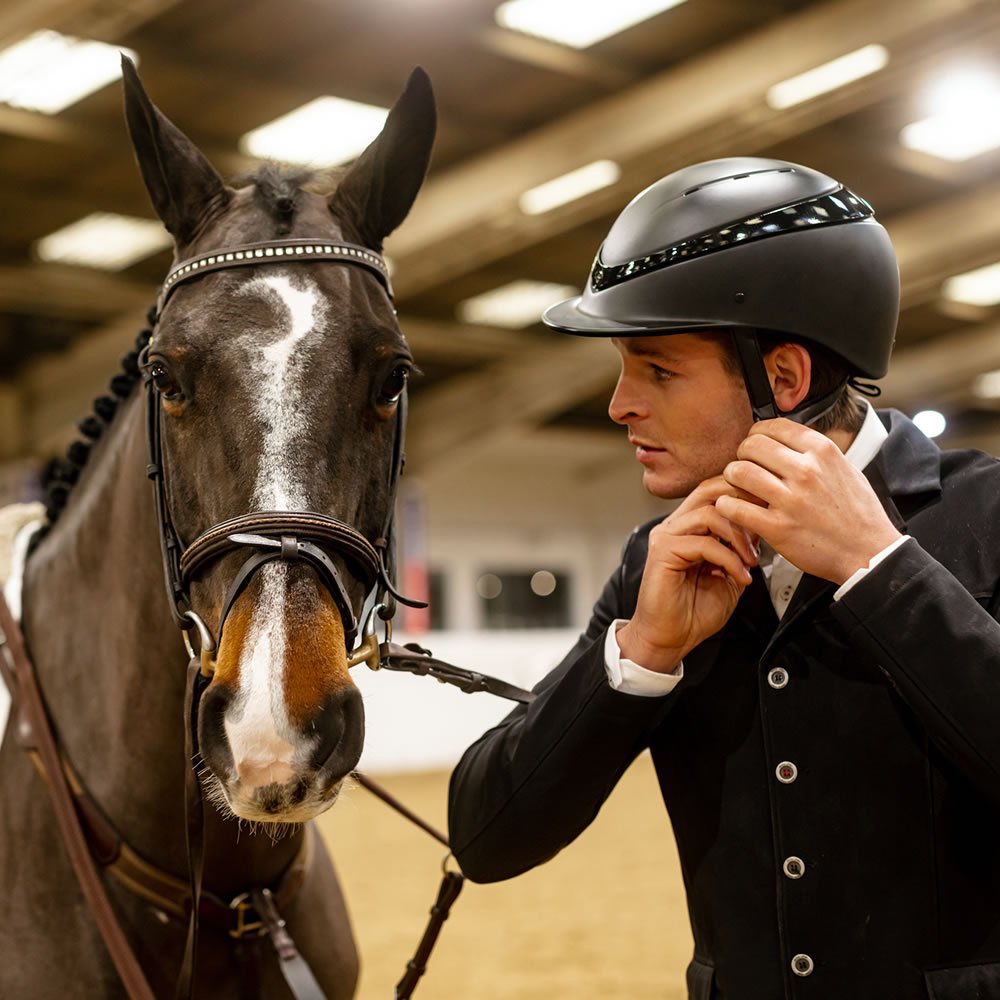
left=621, top=342, right=684, bottom=363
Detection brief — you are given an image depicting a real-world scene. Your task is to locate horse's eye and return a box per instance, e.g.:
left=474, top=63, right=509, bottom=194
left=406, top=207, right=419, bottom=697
left=378, top=365, right=409, bottom=405
left=149, top=362, right=182, bottom=400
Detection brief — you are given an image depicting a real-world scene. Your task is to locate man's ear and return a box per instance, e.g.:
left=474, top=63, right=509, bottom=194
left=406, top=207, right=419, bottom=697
left=766, top=342, right=812, bottom=414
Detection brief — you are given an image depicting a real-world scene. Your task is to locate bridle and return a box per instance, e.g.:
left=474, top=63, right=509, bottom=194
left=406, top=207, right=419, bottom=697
left=141, top=236, right=424, bottom=678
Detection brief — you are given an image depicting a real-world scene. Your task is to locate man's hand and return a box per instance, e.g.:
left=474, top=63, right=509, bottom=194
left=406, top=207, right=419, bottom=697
left=717, top=418, right=902, bottom=585
left=617, top=476, right=762, bottom=673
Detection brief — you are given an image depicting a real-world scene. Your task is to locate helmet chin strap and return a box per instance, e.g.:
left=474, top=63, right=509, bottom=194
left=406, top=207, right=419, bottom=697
left=730, top=329, right=847, bottom=427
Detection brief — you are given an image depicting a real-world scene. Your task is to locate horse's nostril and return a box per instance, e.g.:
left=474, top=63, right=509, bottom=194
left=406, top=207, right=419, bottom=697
left=197, top=682, right=235, bottom=775
left=309, top=685, right=365, bottom=779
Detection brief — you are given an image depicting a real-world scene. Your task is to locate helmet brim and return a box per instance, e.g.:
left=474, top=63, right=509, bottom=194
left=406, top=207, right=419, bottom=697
left=543, top=295, right=720, bottom=337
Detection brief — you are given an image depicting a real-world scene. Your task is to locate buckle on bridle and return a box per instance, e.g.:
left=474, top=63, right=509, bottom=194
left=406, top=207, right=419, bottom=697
left=347, top=602, right=391, bottom=672
left=228, top=892, right=268, bottom=939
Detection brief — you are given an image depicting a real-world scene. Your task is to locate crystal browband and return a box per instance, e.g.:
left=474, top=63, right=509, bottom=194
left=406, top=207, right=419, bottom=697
left=156, top=238, right=393, bottom=317
left=590, top=187, right=874, bottom=293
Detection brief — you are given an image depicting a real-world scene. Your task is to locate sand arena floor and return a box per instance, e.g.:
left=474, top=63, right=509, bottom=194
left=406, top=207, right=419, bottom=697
left=318, top=754, right=692, bottom=999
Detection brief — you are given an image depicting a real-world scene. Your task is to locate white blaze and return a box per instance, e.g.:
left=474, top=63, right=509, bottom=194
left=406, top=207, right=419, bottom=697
left=225, top=273, right=324, bottom=790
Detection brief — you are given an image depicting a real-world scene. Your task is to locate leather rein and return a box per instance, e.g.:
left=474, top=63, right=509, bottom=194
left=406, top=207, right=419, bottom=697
left=2, top=235, right=535, bottom=1000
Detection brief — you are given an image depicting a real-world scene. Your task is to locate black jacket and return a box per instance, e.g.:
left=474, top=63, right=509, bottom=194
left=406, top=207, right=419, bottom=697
left=448, top=410, right=1000, bottom=999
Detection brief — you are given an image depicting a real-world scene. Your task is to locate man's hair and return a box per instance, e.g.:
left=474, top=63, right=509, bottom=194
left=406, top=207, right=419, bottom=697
left=709, top=330, right=866, bottom=435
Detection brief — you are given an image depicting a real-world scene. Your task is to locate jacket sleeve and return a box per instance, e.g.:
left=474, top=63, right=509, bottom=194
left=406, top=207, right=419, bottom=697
left=831, top=538, right=1000, bottom=798
left=447, top=529, right=676, bottom=883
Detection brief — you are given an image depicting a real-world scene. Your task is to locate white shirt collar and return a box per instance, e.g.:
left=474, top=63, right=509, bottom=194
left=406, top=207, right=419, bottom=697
left=842, top=400, right=887, bottom=472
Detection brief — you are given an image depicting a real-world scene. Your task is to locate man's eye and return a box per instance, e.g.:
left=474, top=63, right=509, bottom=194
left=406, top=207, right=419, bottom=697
left=378, top=365, right=409, bottom=405
left=651, top=364, right=675, bottom=381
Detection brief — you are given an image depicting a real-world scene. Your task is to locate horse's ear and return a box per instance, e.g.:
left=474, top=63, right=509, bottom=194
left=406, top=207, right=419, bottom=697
left=329, top=67, right=437, bottom=249
left=120, top=55, right=230, bottom=246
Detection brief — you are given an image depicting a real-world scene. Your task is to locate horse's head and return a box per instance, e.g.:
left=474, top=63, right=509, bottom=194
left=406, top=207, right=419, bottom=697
left=122, top=61, right=435, bottom=823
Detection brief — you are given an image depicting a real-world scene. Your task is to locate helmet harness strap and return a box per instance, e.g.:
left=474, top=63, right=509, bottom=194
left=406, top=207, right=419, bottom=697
left=730, top=329, right=849, bottom=427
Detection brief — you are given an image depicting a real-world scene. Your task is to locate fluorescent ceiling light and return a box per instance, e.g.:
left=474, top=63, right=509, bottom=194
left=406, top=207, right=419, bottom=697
left=36, top=213, right=171, bottom=270
left=520, top=160, right=621, bottom=215
left=900, top=67, right=1000, bottom=161
left=766, top=44, right=889, bottom=110
left=240, top=97, right=388, bottom=166
left=0, top=31, right=135, bottom=115
left=942, top=261, right=1000, bottom=307
left=972, top=369, right=1000, bottom=400
left=457, top=280, right=578, bottom=328
left=495, top=0, right=687, bottom=49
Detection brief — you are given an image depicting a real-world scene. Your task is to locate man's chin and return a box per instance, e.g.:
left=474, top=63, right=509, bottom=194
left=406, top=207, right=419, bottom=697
left=641, top=467, right=694, bottom=501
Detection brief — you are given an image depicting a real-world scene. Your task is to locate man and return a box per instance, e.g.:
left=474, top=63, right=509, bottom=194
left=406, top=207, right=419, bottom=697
left=447, top=158, right=1000, bottom=998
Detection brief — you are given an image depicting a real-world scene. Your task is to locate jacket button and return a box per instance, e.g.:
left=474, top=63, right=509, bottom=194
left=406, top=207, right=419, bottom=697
left=783, top=856, right=805, bottom=879
left=768, top=667, right=788, bottom=689
left=776, top=761, right=798, bottom=784
left=791, top=953, right=814, bottom=977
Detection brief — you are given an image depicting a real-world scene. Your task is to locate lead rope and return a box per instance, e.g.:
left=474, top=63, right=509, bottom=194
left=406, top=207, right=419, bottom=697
left=352, top=772, right=464, bottom=1000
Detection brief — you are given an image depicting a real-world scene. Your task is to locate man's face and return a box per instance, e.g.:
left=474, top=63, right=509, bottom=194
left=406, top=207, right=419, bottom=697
left=608, top=333, right=753, bottom=499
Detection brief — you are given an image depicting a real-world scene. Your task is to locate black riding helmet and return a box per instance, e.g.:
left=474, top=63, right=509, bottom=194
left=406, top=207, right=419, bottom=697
left=543, top=157, right=900, bottom=423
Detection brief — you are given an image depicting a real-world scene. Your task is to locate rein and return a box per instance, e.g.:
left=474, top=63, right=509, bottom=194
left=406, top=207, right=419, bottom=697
left=5, top=235, right=536, bottom=1000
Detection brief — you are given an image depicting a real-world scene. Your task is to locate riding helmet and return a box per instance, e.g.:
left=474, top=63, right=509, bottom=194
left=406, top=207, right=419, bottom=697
left=543, top=157, right=899, bottom=379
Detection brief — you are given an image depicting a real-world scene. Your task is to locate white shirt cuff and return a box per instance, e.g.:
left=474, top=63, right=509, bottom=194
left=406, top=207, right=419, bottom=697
left=603, top=620, right=684, bottom=697
left=833, top=535, right=911, bottom=601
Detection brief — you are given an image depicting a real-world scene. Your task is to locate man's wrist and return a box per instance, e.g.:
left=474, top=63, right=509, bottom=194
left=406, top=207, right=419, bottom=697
left=833, top=527, right=905, bottom=585
left=616, top=621, right=684, bottom=674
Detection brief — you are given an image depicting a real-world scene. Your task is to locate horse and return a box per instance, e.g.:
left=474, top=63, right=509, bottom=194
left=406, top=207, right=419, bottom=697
left=0, top=58, right=436, bottom=999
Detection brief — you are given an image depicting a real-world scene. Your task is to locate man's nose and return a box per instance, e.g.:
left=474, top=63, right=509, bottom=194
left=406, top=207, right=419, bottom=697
left=608, top=375, right=645, bottom=424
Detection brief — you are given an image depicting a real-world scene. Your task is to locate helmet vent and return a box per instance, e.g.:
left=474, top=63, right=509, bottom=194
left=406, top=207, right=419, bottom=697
left=591, top=186, right=872, bottom=293
left=683, top=167, right=794, bottom=198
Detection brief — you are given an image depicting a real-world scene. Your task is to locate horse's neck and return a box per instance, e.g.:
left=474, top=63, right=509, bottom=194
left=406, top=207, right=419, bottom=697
left=20, top=392, right=302, bottom=884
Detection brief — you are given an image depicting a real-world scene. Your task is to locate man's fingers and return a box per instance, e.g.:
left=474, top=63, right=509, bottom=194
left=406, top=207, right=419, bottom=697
left=666, top=534, right=754, bottom=585
left=662, top=505, right=758, bottom=566
left=715, top=495, right=774, bottom=539
left=723, top=459, right=787, bottom=506
left=747, top=417, right=830, bottom=453
left=676, top=474, right=767, bottom=515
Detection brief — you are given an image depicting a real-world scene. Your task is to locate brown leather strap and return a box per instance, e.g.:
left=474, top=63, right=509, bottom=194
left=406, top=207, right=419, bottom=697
left=176, top=658, right=208, bottom=1000
left=252, top=888, right=326, bottom=999
left=352, top=771, right=448, bottom=847
left=394, top=872, right=464, bottom=1000
left=0, top=594, right=157, bottom=1000
left=179, top=511, right=381, bottom=588
left=378, top=641, right=537, bottom=704
left=353, top=772, right=464, bottom=1000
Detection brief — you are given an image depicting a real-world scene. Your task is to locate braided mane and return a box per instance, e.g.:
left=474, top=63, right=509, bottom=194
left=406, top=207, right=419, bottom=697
left=36, top=316, right=154, bottom=537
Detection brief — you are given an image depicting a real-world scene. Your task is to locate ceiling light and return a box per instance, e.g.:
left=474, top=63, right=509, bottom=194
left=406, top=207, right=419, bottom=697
left=519, top=160, right=621, bottom=215
left=0, top=31, right=136, bottom=115
left=900, top=67, right=1000, bottom=161
left=240, top=97, right=389, bottom=166
left=494, top=0, right=687, bottom=49
left=912, top=410, right=946, bottom=439
left=765, top=45, right=889, bottom=110
left=972, top=370, right=1000, bottom=400
left=942, top=261, right=1000, bottom=307
left=457, top=280, right=579, bottom=328
left=36, top=213, right=171, bottom=270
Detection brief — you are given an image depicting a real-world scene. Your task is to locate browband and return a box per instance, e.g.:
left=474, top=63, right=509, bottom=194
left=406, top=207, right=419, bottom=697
left=156, top=238, right=393, bottom=318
